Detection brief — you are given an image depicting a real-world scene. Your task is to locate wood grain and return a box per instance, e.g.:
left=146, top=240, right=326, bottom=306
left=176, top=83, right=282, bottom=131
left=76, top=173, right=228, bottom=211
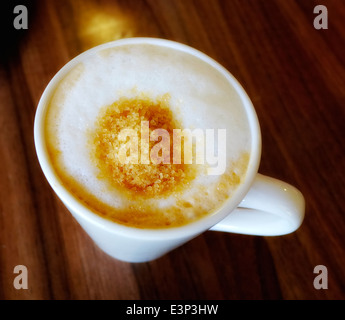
left=1, top=0, right=344, bottom=300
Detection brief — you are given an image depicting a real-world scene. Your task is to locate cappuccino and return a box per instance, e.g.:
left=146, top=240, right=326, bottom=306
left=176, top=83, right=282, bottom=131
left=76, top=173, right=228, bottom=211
left=44, top=41, right=252, bottom=229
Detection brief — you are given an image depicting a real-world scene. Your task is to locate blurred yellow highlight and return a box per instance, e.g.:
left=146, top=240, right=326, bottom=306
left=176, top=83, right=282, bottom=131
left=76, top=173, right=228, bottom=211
left=78, top=7, right=135, bottom=50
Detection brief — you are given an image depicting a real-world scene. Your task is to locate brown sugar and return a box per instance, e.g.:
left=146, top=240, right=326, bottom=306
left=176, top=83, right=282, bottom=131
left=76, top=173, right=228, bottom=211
left=91, top=94, right=194, bottom=198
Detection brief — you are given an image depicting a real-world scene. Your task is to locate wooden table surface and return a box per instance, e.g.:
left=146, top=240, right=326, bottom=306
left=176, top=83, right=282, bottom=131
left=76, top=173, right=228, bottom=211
left=0, top=0, right=344, bottom=300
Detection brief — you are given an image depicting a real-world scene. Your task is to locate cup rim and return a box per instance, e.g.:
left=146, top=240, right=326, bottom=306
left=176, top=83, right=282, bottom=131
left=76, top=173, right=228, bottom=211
left=34, top=37, right=261, bottom=240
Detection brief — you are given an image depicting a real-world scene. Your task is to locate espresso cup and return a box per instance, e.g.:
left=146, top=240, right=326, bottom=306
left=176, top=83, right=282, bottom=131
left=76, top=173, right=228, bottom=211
left=34, top=38, right=305, bottom=263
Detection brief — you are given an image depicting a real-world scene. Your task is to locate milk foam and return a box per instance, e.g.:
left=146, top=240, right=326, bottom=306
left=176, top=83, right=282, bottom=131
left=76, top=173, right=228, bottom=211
left=45, top=43, right=252, bottom=227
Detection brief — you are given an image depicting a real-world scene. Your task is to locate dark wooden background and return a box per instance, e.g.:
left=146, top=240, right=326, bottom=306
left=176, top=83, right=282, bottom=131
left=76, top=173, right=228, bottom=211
left=0, top=0, right=344, bottom=300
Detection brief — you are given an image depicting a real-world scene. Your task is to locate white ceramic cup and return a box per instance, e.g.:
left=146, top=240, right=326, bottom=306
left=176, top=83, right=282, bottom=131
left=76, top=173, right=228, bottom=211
left=34, top=38, right=305, bottom=263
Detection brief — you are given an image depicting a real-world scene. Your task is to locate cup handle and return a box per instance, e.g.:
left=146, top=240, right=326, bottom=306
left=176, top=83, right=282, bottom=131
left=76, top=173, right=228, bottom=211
left=209, top=173, right=305, bottom=236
